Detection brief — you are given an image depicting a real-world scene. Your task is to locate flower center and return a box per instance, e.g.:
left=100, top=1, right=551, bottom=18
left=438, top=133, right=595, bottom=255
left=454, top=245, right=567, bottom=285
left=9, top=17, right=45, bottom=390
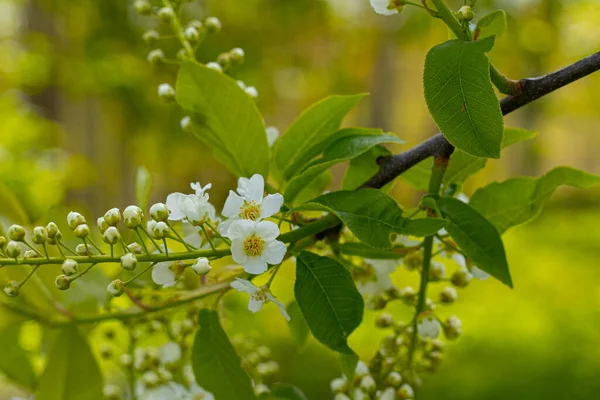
left=240, top=201, right=261, bottom=221
left=251, top=290, right=268, bottom=304
left=243, top=234, right=264, bottom=257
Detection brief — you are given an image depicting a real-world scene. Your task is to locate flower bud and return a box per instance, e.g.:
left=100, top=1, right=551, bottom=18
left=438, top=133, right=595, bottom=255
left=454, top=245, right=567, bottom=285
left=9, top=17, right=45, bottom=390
left=429, top=261, right=446, bottom=281
left=204, top=16, right=222, bottom=33
left=157, top=83, right=175, bottom=102
left=8, top=225, right=25, bottom=242
left=121, top=253, right=138, bottom=271
left=128, top=242, right=143, bottom=254
left=176, top=47, right=193, bottom=61
left=103, top=226, right=121, bottom=245
left=143, top=30, right=160, bottom=45
left=192, top=257, right=211, bottom=275
left=443, top=315, right=462, bottom=340
left=76, top=243, right=92, bottom=256
left=142, top=371, right=160, bottom=387
left=375, top=312, right=394, bottom=328
left=329, top=377, right=347, bottom=394
left=334, top=394, right=351, bottom=400
left=403, top=250, right=422, bottom=271
left=62, top=259, right=78, bottom=276
left=370, top=294, right=387, bottom=310
left=149, top=203, right=169, bottom=222
left=107, top=279, right=125, bottom=297
left=266, top=126, right=279, bottom=147
left=67, top=211, right=86, bottom=230
left=451, top=269, right=471, bottom=288
left=0, top=236, right=6, bottom=249
left=187, top=19, right=203, bottom=30
left=385, top=371, right=403, bottom=387
left=147, top=49, right=165, bottom=65
left=245, top=86, right=258, bottom=98
left=431, top=339, right=445, bottom=352
left=229, top=47, right=245, bottom=64
left=104, top=208, right=121, bottom=226
left=119, top=353, right=133, bottom=367
left=397, top=383, right=414, bottom=399
left=103, top=384, right=122, bottom=400
left=74, top=224, right=90, bottom=238
left=46, top=222, right=59, bottom=238
left=24, top=250, right=39, bottom=259
left=206, top=62, right=223, bottom=72
left=440, top=286, right=457, bottom=304
left=6, top=241, right=21, bottom=258
left=32, top=226, right=48, bottom=244
left=123, top=205, right=144, bottom=229
left=180, top=318, right=196, bottom=335
left=360, top=375, right=376, bottom=395
left=157, top=6, right=175, bottom=23
left=3, top=281, right=20, bottom=297
left=55, top=275, right=71, bottom=290
left=133, top=0, right=152, bottom=15
left=151, top=221, right=169, bottom=239
left=183, top=26, right=200, bottom=43
left=97, top=217, right=109, bottom=234
left=457, top=5, right=474, bottom=22
left=255, top=384, right=270, bottom=396
left=180, top=116, right=193, bottom=132
left=216, top=52, right=231, bottom=68
left=400, top=286, right=415, bottom=300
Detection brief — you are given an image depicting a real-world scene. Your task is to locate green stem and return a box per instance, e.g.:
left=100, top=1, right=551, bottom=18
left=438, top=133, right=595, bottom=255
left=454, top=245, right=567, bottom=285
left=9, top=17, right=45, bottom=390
left=278, top=214, right=340, bottom=243
left=162, top=0, right=194, bottom=58
left=140, top=226, right=162, bottom=252
left=204, top=221, right=231, bottom=246
left=200, top=225, right=217, bottom=252
left=167, top=221, right=194, bottom=250
left=124, top=263, right=157, bottom=286
left=135, top=228, right=151, bottom=255
left=20, top=265, right=41, bottom=287
left=429, top=0, right=468, bottom=40
left=265, top=263, right=282, bottom=288
left=489, top=64, right=521, bottom=95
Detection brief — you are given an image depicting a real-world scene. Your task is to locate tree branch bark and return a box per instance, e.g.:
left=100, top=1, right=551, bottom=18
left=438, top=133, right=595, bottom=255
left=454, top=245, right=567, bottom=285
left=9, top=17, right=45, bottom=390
left=362, top=50, right=600, bottom=189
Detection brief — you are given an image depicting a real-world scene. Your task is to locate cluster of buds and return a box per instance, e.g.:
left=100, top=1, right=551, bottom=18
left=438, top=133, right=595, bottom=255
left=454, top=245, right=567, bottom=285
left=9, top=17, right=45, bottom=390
left=232, top=333, right=281, bottom=395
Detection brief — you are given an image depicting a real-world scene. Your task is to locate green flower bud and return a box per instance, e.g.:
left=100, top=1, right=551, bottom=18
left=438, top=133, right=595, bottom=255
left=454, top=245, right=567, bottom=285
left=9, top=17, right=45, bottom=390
left=255, top=384, right=270, bottom=396
left=429, top=261, right=446, bottom=281
left=67, top=211, right=86, bottom=230
left=32, top=226, right=48, bottom=244
left=385, top=371, right=403, bottom=387
left=133, top=0, right=152, bottom=16
left=103, top=384, right=122, bottom=400
left=187, top=20, right=203, bottom=30
left=3, top=281, right=20, bottom=297
left=97, top=217, right=109, bottom=235
left=143, top=30, right=160, bottom=45
left=119, top=353, right=132, bottom=367
left=24, top=250, right=39, bottom=259
left=142, top=371, right=160, bottom=388
left=6, top=241, right=21, bottom=258
left=74, top=223, right=90, bottom=238
left=107, top=279, right=125, bottom=297
left=157, top=83, right=176, bottom=103
left=180, top=318, right=195, bottom=335
left=206, top=62, right=223, bottom=72
left=375, top=312, right=394, bottom=328
left=191, top=257, right=211, bottom=275
left=457, top=5, right=474, bottom=22
left=397, top=383, right=414, bottom=399
left=360, top=375, right=376, bottom=395
left=104, top=208, right=121, bottom=226
left=451, top=269, right=472, bottom=288
left=370, top=294, right=387, bottom=310
left=204, top=16, right=222, bottom=33
left=180, top=116, right=193, bottom=132
left=46, top=222, right=60, bottom=238
left=128, top=242, right=143, bottom=254
left=431, top=339, right=445, bottom=352
left=103, top=226, right=121, bottom=245
left=256, top=345, right=271, bottom=359
left=123, top=205, right=143, bottom=229
left=403, top=251, right=422, bottom=271
left=76, top=243, right=92, bottom=256
left=8, top=225, right=26, bottom=241
left=216, top=52, right=231, bottom=68
left=149, top=203, right=169, bottom=222
left=147, top=48, right=165, bottom=65
left=55, top=275, right=71, bottom=290
left=183, top=26, right=200, bottom=43
left=443, top=315, right=462, bottom=340
left=440, top=286, right=457, bottom=304
left=229, top=47, right=245, bottom=64
left=120, top=253, right=138, bottom=271
left=157, top=6, right=175, bottom=23
left=329, top=377, right=347, bottom=394
left=0, top=236, right=6, bottom=249
left=62, top=259, right=78, bottom=276
left=151, top=221, right=169, bottom=239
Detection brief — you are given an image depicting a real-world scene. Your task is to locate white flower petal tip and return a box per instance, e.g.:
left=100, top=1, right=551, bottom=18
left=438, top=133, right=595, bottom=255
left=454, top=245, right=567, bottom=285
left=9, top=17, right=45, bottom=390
left=230, top=278, right=290, bottom=320
left=370, top=0, right=400, bottom=15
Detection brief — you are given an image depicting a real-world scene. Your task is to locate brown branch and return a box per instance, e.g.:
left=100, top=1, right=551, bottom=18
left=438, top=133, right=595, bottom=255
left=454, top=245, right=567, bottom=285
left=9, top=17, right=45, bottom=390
left=362, top=50, right=600, bottom=189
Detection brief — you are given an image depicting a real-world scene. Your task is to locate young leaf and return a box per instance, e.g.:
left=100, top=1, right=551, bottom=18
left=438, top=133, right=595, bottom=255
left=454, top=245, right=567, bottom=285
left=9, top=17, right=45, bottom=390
left=437, top=197, right=512, bottom=287
left=0, top=325, right=36, bottom=390
left=176, top=62, right=269, bottom=177
left=296, top=190, right=443, bottom=248
left=294, top=251, right=364, bottom=354
left=36, top=326, right=103, bottom=400
left=475, top=10, right=507, bottom=40
left=192, top=309, right=256, bottom=400
left=284, top=133, right=403, bottom=203
left=424, top=37, right=504, bottom=158
left=470, top=166, right=600, bottom=234
left=274, top=94, right=367, bottom=175
left=287, top=301, right=310, bottom=347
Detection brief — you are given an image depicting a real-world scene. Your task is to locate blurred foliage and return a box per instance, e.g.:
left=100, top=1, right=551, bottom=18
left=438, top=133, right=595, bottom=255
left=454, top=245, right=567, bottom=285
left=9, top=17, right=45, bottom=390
left=0, top=0, right=599, bottom=399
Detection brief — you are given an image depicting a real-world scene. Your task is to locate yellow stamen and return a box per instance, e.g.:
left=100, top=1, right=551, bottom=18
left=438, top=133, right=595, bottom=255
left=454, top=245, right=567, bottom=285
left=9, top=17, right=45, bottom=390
left=243, top=234, right=264, bottom=257
left=240, top=201, right=261, bottom=221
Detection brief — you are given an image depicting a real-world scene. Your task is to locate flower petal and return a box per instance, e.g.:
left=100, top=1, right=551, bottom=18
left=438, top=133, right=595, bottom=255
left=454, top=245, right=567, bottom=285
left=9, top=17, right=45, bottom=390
left=238, top=174, right=264, bottom=203
left=267, top=293, right=291, bottom=321
left=166, top=193, right=187, bottom=221
left=261, top=240, right=286, bottom=265
left=230, top=278, right=258, bottom=294
left=230, top=239, right=248, bottom=264
left=226, top=219, right=255, bottom=240
left=243, top=257, right=268, bottom=275
left=152, top=262, right=176, bottom=287
left=222, top=191, right=244, bottom=218
left=260, top=193, right=284, bottom=219
left=255, top=220, right=280, bottom=241
left=218, top=218, right=235, bottom=236
left=248, top=297, right=264, bottom=313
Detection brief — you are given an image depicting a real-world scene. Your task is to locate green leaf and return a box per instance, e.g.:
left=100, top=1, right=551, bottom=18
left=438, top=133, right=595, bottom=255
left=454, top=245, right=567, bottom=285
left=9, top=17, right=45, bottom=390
left=424, top=37, right=504, bottom=158
left=401, top=158, right=433, bottom=190
left=0, top=324, right=36, bottom=390
left=294, top=251, right=364, bottom=354
left=176, top=62, right=269, bottom=177
left=296, top=190, right=444, bottom=248
left=437, top=197, right=512, bottom=287
left=275, top=94, right=367, bottom=176
left=0, top=182, right=29, bottom=225
left=135, top=166, right=152, bottom=212
left=475, top=10, right=507, bottom=40
left=287, top=301, right=310, bottom=347
left=268, top=383, right=309, bottom=400
left=340, top=352, right=359, bottom=383
left=342, top=146, right=393, bottom=190
left=284, top=133, right=403, bottom=203
left=339, top=242, right=403, bottom=259
left=293, top=170, right=332, bottom=205
left=470, top=166, right=600, bottom=234
left=444, top=128, right=537, bottom=184
left=36, top=326, right=103, bottom=400
left=192, top=309, right=256, bottom=400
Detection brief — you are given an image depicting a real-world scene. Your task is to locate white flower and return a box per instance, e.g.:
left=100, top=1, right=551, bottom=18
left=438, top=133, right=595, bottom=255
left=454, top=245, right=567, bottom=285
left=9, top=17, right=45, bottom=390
left=370, top=0, right=399, bottom=15
left=159, top=342, right=181, bottom=366
left=230, top=278, right=290, bottom=321
left=220, top=174, right=283, bottom=234
left=166, top=182, right=216, bottom=225
left=357, top=259, right=398, bottom=304
left=192, top=257, right=211, bottom=275
left=227, top=220, right=286, bottom=274
left=417, top=313, right=441, bottom=339
left=266, top=126, right=280, bottom=147
left=152, top=261, right=177, bottom=287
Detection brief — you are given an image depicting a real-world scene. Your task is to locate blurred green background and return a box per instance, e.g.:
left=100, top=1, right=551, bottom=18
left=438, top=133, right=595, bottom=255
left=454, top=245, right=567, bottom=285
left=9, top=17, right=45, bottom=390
left=1, top=0, right=599, bottom=399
